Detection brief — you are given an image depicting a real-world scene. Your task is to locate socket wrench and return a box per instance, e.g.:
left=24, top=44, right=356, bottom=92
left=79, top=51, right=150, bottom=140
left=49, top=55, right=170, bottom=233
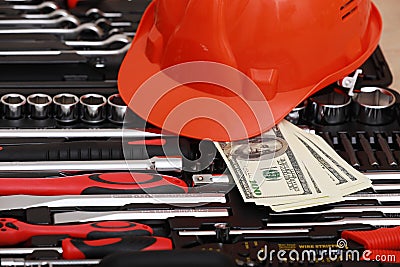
left=80, top=93, right=107, bottom=123
left=352, top=87, right=396, bottom=125
left=0, top=93, right=25, bottom=119
left=27, top=93, right=52, bottom=119
left=107, top=94, right=127, bottom=124
left=53, top=93, right=79, bottom=123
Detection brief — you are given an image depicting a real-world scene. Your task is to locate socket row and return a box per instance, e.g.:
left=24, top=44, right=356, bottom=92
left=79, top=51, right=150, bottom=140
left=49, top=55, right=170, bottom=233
left=0, top=93, right=127, bottom=124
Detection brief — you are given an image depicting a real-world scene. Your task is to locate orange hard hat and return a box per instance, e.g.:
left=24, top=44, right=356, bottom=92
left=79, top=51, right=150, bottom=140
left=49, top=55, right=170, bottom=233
left=118, top=0, right=382, bottom=141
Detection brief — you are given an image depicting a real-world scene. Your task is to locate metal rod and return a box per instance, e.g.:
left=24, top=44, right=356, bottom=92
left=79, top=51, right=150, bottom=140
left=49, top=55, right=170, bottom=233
left=267, top=217, right=400, bottom=227
left=1, top=258, right=100, bottom=266
left=0, top=194, right=226, bottom=211
left=0, top=157, right=182, bottom=172
left=0, top=128, right=161, bottom=138
left=271, top=205, right=400, bottom=216
left=54, top=208, right=229, bottom=223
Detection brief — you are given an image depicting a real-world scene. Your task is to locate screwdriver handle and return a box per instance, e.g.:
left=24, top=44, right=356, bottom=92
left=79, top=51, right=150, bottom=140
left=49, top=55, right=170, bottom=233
left=0, top=137, right=193, bottom=161
left=62, top=236, right=172, bottom=259
left=0, top=219, right=153, bottom=246
left=0, top=172, right=188, bottom=195
left=342, top=226, right=400, bottom=250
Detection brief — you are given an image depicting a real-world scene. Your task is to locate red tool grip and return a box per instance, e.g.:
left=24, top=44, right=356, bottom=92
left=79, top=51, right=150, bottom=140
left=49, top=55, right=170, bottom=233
left=0, top=218, right=153, bottom=246
left=0, top=172, right=188, bottom=195
left=342, top=226, right=400, bottom=250
left=62, top=236, right=172, bottom=259
left=67, top=0, right=79, bottom=8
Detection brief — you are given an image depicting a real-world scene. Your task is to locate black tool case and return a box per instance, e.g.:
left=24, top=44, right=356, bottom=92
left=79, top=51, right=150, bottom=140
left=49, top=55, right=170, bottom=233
left=0, top=1, right=399, bottom=267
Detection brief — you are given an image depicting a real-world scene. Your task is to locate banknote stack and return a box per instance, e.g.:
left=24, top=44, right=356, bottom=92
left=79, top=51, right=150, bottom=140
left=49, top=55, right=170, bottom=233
left=214, top=120, right=372, bottom=212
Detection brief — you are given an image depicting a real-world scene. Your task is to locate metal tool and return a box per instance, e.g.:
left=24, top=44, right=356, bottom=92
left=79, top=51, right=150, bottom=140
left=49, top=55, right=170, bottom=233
left=0, top=14, right=79, bottom=26
left=0, top=172, right=188, bottom=195
left=85, top=8, right=122, bottom=18
left=1, top=258, right=101, bottom=266
left=0, top=218, right=152, bottom=246
left=0, top=128, right=161, bottom=138
left=267, top=218, right=400, bottom=227
left=27, top=93, right=52, bottom=119
left=284, top=101, right=307, bottom=125
left=0, top=1, right=58, bottom=10
left=359, top=133, right=379, bottom=166
left=0, top=236, right=172, bottom=259
left=22, top=9, right=69, bottom=19
left=107, top=94, right=127, bottom=124
left=54, top=208, right=229, bottom=224
left=0, top=22, right=104, bottom=39
left=0, top=42, right=130, bottom=56
left=0, top=193, right=226, bottom=210
left=0, top=93, right=25, bottom=119
left=0, top=137, right=191, bottom=161
left=64, top=34, right=131, bottom=48
left=309, top=88, right=351, bottom=124
left=339, top=132, right=360, bottom=167
left=353, top=87, right=396, bottom=125
left=79, top=93, right=107, bottom=123
left=271, top=205, right=400, bottom=216
left=53, top=93, right=79, bottom=123
left=178, top=228, right=310, bottom=236
left=0, top=157, right=182, bottom=172
left=377, top=133, right=397, bottom=166
left=346, top=193, right=400, bottom=202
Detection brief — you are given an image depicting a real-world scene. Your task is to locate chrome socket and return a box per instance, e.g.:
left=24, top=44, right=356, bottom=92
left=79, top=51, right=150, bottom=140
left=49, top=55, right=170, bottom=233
left=1, top=93, right=26, bottom=120
left=107, top=94, right=127, bottom=124
left=27, top=93, right=52, bottom=119
left=80, top=93, right=107, bottom=123
left=309, top=89, right=351, bottom=125
left=53, top=93, right=79, bottom=123
left=352, top=87, right=396, bottom=125
left=285, top=101, right=307, bottom=125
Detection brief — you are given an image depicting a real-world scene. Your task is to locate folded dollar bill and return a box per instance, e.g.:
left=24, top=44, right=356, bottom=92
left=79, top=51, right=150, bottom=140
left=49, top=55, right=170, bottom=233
left=214, top=120, right=371, bottom=212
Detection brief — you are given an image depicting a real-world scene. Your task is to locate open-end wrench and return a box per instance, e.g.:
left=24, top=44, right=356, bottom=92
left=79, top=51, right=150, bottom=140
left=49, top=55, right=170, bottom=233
left=23, top=8, right=68, bottom=18
left=0, top=42, right=130, bottom=56
left=0, top=14, right=79, bottom=26
left=0, top=157, right=183, bottom=172
left=0, top=1, right=58, bottom=10
left=0, top=22, right=103, bottom=39
left=65, top=34, right=131, bottom=48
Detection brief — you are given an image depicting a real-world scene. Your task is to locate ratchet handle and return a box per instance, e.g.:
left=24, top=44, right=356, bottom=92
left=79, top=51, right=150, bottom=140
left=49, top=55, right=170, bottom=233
left=0, top=219, right=153, bottom=246
left=0, top=172, right=188, bottom=195
left=0, top=137, right=192, bottom=161
left=62, top=236, right=172, bottom=259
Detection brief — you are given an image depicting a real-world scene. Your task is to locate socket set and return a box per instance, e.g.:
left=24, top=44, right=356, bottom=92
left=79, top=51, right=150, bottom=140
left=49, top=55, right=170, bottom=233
left=0, top=93, right=126, bottom=124
left=1, top=0, right=400, bottom=267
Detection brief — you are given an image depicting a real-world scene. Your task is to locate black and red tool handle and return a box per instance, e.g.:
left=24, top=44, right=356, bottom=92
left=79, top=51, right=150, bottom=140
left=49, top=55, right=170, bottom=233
left=0, top=172, right=188, bottom=195
left=62, top=236, right=172, bottom=259
left=0, top=218, right=153, bottom=246
left=0, top=137, right=192, bottom=161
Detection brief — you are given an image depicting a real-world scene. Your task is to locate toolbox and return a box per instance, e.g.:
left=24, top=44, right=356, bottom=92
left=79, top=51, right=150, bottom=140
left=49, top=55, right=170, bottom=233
left=0, top=1, right=400, bottom=267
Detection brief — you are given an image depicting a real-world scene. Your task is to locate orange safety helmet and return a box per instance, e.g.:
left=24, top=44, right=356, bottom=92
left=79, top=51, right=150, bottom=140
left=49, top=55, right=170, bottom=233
left=118, top=0, right=382, bottom=141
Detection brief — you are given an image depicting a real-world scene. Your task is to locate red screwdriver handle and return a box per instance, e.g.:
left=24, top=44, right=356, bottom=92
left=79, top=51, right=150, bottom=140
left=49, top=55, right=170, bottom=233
left=342, top=226, right=400, bottom=250
left=0, top=172, right=188, bottom=195
left=62, top=236, right=173, bottom=259
left=0, top=218, right=153, bottom=246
